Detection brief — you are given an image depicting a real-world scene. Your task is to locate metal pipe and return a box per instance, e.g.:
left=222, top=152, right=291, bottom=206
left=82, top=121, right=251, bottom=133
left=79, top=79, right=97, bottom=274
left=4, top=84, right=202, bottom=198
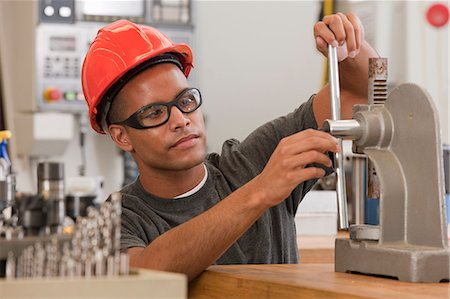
left=328, top=45, right=349, bottom=229
left=322, top=119, right=363, bottom=140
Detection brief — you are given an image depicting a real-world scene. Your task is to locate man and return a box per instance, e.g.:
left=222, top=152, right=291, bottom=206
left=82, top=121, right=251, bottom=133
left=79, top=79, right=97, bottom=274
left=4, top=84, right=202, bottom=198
left=82, top=13, right=377, bottom=281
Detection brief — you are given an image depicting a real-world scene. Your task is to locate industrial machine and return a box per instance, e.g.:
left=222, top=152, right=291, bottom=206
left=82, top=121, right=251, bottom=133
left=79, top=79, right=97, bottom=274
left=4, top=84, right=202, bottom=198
left=324, top=55, right=449, bottom=283
left=0, top=139, right=185, bottom=296
left=0, top=161, right=121, bottom=277
left=0, top=169, right=186, bottom=298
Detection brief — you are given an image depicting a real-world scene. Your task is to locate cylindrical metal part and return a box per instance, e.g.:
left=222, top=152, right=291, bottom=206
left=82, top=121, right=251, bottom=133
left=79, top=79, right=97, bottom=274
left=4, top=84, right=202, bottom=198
left=352, top=108, right=393, bottom=150
left=0, top=180, right=9, bottom=211
left=6, top=174, right=15, bottom=207
left=328, top=46, right=341, bottom=120
left=328, top=45, right=349, bottom=229
left=22, top=209, right=46, bottom=236
left=119, top=252, right=129, bottom=275
left=322, top=119, right=363, bottom=140
left=37, top=162, right=65, bottom=232
left=367, top=160, right=380, bottom=199
left=46, top=200, right=65, bottom=234
left=443, top=144, right=449, bottom=194
left=37, top=162, right=64, bottom=181
left=85, top=258, right=92, bottom=278
left=37, top=162, right=65, bottom=200
left=0, top=174, right=15, bottom=212
left=107, top=255, right=115, bottom=277
left=352, top=156, right=367, bottom=225
left=335, top=141, right=348, bottom=229
left=6, top=252, right=15, bottom=279
left=349, top=224, right=380, bottom=241
left=16, top=194, right=46, bottom=236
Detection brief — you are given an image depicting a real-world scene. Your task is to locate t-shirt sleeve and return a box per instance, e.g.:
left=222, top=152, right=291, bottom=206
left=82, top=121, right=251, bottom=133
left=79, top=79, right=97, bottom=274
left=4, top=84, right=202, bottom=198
left=121, top=207, right=148, bottom=250
left=119, top=193, right=163, bottom=251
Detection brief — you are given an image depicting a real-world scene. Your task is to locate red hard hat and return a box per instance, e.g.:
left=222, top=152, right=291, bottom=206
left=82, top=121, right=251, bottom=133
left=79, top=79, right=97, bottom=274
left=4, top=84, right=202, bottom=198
left=82, top=20, right=193, bottom=134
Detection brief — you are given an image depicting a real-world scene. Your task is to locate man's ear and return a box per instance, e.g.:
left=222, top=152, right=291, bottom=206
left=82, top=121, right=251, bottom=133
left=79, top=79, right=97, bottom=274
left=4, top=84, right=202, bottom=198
left=109, top=125, right=133, bottom=152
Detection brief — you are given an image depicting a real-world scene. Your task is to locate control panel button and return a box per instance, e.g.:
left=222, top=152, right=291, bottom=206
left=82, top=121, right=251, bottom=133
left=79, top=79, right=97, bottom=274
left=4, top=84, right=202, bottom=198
left=44, top=6, right=55, bottom=17
left=43, top=87, right=62, bottom=102
left=59, top=6, right=72, bottom=18
left=64, top=91, right=77, bottom=101
left=76, top=92, right=85, bottom=101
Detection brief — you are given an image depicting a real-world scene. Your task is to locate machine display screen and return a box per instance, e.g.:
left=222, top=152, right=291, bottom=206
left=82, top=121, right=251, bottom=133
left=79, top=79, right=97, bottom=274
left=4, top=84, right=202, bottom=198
left=50, top=36, right=76, bottom=52
left=80, top=0, right=144, bottom=17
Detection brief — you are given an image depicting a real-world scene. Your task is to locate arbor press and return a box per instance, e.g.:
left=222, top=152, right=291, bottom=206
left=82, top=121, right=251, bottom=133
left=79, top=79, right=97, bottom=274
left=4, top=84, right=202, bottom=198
left=324, top=57, right=449, bottom=283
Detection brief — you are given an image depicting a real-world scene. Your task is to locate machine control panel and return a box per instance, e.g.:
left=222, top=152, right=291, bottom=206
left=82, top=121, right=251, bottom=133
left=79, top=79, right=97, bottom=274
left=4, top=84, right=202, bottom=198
left=35, top=23, right=99, bottom=112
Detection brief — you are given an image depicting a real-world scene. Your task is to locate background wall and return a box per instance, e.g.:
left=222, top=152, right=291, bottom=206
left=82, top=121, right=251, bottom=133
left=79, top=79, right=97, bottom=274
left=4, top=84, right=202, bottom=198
left=194, top=1, right=323, bottom=153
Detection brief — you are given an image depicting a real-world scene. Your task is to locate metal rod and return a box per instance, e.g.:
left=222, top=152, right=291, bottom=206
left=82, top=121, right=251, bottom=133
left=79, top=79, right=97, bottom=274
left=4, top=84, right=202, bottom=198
left=328, top=45, right=349, bottom=229
left=322, top=119, right=363, bottom=140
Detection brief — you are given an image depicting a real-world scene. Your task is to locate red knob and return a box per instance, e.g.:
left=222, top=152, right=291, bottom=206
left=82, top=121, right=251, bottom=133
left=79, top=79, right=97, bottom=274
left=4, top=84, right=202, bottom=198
left=43, top=87, right=62, bottom=102
left=426, top=3, right=449, bottom=28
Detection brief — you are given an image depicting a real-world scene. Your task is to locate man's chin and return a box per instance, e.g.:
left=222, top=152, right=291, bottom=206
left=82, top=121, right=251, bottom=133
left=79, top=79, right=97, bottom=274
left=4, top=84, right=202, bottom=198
left=163, top=140, right=206, bottom=169
left=176, top=153, right=206, bottom=170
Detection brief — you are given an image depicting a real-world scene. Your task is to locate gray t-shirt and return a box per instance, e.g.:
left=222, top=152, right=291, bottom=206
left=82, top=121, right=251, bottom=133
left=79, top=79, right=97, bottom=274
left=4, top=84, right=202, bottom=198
left=120, top=96, right=321, bottom=264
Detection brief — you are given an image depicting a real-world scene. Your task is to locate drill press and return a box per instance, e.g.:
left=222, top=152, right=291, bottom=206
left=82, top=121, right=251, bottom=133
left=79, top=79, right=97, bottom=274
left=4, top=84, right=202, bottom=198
left=324, top=57, right=449, bottom=283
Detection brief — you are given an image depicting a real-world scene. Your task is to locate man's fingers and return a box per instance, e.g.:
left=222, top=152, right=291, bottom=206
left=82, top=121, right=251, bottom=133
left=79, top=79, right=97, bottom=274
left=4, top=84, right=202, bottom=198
left=297, top=151, right=333, bottom=169
left=315, top=36, right=328, bottom=55
left=279, top=129, right=339, bottom=154
left=346, top=13, right=363, bottom=55
left=280, top=150, right=332, bottom=170
left=314, top=13, right=365, bottom=61
left=297, top=167, right=327, bottom=182
left=295, top=137, right=339, bottom=155
left=314, top=21, right=338, bottom=48
left=294, top=128, right=338, bottom=142
left=336, top=13, right=357, bottom=57
left=322, top=15, right=345, bottom=45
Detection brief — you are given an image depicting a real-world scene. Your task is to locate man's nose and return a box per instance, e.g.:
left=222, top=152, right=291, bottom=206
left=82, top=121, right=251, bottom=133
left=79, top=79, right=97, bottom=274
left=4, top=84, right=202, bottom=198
left=168, top=105, right=190, bottom=130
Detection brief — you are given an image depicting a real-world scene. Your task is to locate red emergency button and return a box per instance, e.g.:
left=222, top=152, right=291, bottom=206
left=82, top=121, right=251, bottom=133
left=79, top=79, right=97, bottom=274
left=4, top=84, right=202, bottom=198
left=426, top=3, right=449, bottom=28
left=43, top=87, right=62, bottom=102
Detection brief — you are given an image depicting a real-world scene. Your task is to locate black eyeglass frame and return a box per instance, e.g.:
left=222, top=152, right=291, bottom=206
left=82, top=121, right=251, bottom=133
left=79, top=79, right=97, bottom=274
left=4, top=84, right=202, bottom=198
left=111, top=87, right=202, bottom=130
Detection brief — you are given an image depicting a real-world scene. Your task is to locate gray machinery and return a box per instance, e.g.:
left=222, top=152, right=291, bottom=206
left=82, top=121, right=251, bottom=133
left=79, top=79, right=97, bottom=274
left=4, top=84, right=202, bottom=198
left=324, top=55, right=449, bottom=282
left=0, top=164, right=128, bottom=279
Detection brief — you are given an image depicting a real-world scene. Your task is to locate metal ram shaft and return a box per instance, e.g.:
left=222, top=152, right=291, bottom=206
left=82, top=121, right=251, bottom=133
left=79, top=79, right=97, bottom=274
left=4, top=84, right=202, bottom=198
left=328, top=45, right=349, bottom=229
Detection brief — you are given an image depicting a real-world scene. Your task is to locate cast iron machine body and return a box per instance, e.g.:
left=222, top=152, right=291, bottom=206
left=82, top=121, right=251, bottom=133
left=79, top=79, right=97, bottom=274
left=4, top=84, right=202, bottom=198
left=323, top=58, right=449, bottom=283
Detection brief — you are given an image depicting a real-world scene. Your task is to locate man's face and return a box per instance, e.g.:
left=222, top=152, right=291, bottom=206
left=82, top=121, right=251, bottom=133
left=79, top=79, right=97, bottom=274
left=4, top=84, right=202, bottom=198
left=110, top=63, right=207, bottom=173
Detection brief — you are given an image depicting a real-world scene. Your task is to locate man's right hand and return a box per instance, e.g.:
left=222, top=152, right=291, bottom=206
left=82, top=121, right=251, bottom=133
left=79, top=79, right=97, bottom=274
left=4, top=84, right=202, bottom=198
left=253, top=129, right=339, bottom=208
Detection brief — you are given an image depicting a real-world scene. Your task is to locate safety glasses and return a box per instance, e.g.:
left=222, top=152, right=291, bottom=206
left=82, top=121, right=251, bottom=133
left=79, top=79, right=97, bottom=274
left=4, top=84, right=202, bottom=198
left=112, top=87, right=202, bottom=129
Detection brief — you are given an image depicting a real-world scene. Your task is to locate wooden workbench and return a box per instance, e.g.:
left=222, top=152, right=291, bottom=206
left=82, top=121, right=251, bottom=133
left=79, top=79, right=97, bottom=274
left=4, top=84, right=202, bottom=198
left=189, top=264, right=449, bottom=299
left=297, top=234, right=340, bottom=264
